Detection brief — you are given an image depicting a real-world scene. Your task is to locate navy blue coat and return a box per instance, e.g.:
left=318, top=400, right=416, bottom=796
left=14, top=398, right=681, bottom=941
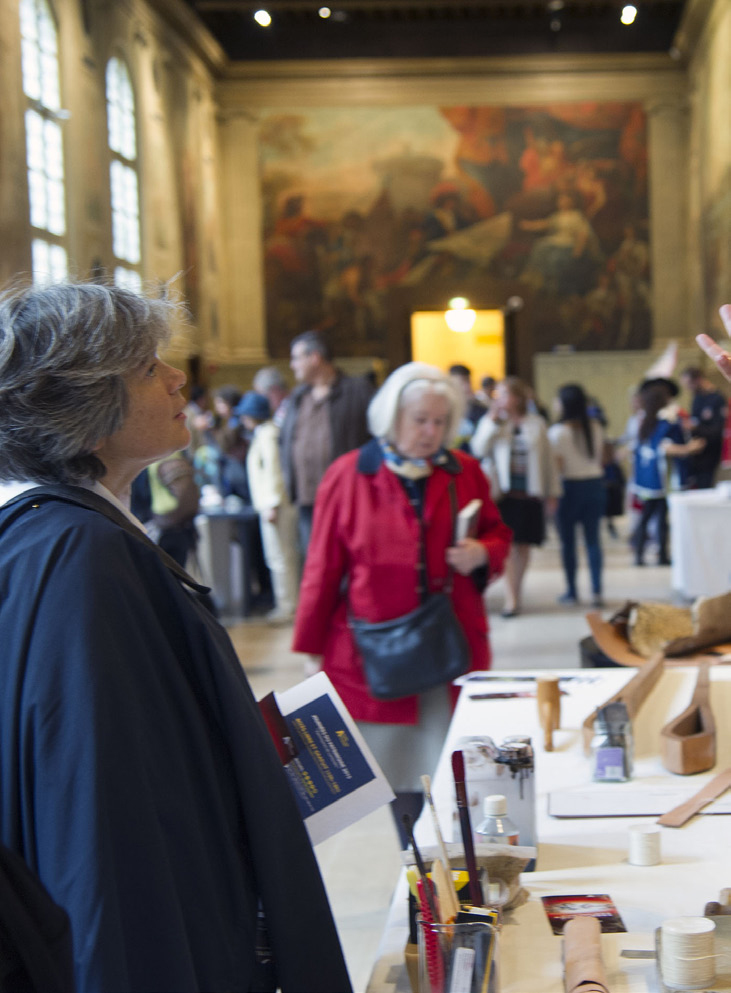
left=0, top=486, right=351, bottom=993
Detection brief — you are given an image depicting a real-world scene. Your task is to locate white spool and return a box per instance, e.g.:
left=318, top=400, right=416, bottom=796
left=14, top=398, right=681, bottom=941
left=628, top=823, right=661, bottom=866
left=660, top=917, right=716, bottom=990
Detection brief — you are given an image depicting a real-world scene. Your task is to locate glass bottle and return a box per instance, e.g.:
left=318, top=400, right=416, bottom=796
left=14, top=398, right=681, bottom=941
left=474, top=794, right=519, bottom=845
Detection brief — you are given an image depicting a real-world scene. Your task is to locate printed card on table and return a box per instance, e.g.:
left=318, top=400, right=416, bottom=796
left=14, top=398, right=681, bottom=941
left=541, top=893, right=627, bottom=936
left=272, top=672, right=395, bottom=846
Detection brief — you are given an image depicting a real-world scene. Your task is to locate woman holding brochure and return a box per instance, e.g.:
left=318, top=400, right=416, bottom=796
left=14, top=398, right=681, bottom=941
left=0, top=282, right=350, bottom=993
left=293, top=362, right=511, bottom=844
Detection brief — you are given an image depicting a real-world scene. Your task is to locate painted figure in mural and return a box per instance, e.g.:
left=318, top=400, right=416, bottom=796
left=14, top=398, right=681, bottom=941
left=422, top=184, right=479, bottom=242
left=264, top=194, right=327, bottom=346
left=519, top=130, right=572, bottom=195
left=610, top=224, right=651, bottom=346
left=439, top=106, right=521, bottom=217
left=519, top=191, right=603, bottom=296
left=579, top=272, right=620, bottom=348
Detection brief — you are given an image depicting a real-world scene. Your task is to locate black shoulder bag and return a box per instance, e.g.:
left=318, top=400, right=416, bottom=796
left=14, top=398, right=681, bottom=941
left=349, top=480, right=470, bottom=701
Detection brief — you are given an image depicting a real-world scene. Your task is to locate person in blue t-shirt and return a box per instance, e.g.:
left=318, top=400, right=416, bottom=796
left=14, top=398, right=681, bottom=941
left=631, top=382, right=705, bottom=566
left=679, top=366, right=727, bottom=488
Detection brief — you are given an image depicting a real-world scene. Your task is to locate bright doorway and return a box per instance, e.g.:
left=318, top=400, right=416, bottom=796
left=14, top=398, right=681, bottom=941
left=410, top=309, right=505, bottom=389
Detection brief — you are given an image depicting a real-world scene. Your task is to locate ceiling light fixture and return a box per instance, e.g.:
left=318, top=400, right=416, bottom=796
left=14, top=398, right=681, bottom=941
left=620, top=5, right=637, bottom=25
left=253, top=9, right=272, bottom=27
left=445, top=297, right=476, bottom=333
left=318, top=6, right=332, bottom=17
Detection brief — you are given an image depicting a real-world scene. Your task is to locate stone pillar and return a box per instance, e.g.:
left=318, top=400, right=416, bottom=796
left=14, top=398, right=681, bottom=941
left=646, top=95, right=690, bottom=344
left=0, top=0, right=32, bottom=284
left=216, top=107, right=268, bottom=364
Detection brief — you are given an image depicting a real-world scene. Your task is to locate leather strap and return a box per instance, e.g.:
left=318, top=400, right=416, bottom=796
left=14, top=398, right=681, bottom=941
left=416, top=479, right=457, bottom=600
left=657, top=765, right=731, bottom=827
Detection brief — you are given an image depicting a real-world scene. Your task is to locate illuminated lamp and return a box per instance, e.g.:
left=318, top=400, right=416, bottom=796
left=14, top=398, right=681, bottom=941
left=444, top=297, right=476, bottom=333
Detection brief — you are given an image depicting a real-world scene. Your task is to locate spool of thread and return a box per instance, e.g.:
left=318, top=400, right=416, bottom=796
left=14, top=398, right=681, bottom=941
left=628, top=823, right=661, bottom=866
left=660, top=916, right=716, bottom=990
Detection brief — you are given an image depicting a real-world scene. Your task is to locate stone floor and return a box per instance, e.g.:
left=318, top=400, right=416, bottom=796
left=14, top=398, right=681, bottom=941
left=226, top=515, right=680, bottom=992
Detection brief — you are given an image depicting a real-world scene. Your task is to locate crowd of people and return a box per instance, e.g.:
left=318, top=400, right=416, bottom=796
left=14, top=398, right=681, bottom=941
left=1, top=276, right=730, bottom=993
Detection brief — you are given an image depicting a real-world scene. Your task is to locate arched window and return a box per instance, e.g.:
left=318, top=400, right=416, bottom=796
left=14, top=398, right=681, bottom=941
left=19, top=0, right=68, bottom=283
left=106, top=57, right=142, bottom=292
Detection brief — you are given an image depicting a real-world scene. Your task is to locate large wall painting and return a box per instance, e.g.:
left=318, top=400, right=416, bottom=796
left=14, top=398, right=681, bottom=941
left=259, top=102, right=651, bottom=361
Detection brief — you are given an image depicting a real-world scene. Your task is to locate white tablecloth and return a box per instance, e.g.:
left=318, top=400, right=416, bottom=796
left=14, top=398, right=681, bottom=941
left=366, top=666, right=731, bottom=993
left=669, top=487, right=731, bottom=598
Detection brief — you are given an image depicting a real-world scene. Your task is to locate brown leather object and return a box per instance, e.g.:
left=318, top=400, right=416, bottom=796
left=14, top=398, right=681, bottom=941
left=586, top=612, right=731, bottom=668
left=563, top=916, right=610, bottom=993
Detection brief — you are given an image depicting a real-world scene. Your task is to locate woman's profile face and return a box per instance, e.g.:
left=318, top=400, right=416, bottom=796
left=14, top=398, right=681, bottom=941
left=95, top=354, right=190, bottom=482
left=394, top=390, right=450, bottom=459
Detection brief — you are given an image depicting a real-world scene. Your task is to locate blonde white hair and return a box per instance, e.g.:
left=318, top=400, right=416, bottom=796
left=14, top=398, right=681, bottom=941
left=367, top=362, right=465, bottom=446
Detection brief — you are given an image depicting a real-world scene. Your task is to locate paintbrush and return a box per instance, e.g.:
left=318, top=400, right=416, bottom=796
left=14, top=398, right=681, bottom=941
left=402, top=814, right=442, bottom=925
left=421, top=773, right=460, bottom=919
left=451, top=749, right=484, bottom=908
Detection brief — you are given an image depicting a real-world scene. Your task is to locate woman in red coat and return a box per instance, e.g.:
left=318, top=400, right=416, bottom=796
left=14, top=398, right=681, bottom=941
left=292, top=362, right=512, bottom=843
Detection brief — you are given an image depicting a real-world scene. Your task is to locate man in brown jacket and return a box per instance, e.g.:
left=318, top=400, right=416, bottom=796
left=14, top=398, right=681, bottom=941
left=280, top=330, right=374, bottom=557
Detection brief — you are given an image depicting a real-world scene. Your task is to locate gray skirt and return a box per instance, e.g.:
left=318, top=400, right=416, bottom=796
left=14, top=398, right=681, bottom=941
left=356, top=684, right=453, bottom=792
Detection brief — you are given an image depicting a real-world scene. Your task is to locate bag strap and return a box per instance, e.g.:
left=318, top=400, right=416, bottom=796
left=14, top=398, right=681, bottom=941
left=0, top=483, right=210, bottom=594
left=416, top=478, right=458, bottom=601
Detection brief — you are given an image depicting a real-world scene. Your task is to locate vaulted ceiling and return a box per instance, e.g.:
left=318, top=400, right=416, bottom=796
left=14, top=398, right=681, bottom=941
left=179, top=0, right=687, bottom=62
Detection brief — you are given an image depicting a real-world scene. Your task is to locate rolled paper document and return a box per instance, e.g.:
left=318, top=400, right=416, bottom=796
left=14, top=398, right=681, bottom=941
left=563, top=916, right=610, bottom=993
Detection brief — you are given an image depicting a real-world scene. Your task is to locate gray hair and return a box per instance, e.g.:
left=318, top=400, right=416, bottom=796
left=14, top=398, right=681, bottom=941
left=253, top=366, right=287, bottom=393
left=367, top=362, right=465, bottom=445
left=290, top=329, right=332, bottom=362
left=0, top=281, right=177, bottom=484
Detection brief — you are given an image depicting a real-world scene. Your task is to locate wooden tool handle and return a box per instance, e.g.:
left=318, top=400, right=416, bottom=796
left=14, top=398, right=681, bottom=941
left=582, top=651, right=665, bottom=752
left=537, top=677, right=560, bottom=752
left=691, top=661, right=711, bottom=704
left=657, top=766, right=731, bottom=827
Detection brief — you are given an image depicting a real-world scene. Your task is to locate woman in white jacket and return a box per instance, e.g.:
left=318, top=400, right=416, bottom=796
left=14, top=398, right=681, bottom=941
left=471, top=377, right=561, bottom=616
left=238, top=390, right=299, bottom=623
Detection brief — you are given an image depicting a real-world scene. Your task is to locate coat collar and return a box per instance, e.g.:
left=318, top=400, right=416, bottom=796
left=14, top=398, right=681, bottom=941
left=357, top=438, right=462, bottom=476
left=292, top=369, right=345, bottom=405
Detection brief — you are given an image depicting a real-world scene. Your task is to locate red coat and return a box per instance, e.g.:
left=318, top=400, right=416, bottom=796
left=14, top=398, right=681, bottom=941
left=292, top=441, right=512, bottom=724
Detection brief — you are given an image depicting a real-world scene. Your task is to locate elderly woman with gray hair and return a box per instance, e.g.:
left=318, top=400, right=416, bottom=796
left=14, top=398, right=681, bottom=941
left=293, top=362, right=511, bottom=842
left=0, top=282, right=350, bottom=993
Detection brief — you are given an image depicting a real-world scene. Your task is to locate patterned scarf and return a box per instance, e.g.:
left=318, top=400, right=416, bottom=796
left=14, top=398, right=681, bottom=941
left=378, top=438, right=449, bottom=480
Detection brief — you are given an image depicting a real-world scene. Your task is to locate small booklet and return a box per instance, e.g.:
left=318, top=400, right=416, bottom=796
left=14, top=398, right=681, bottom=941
left=455, top=498, right=482, bottom=541
left=259, top=672, right=394, bottom=846
left=541, top=894, right=627, bottom=935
